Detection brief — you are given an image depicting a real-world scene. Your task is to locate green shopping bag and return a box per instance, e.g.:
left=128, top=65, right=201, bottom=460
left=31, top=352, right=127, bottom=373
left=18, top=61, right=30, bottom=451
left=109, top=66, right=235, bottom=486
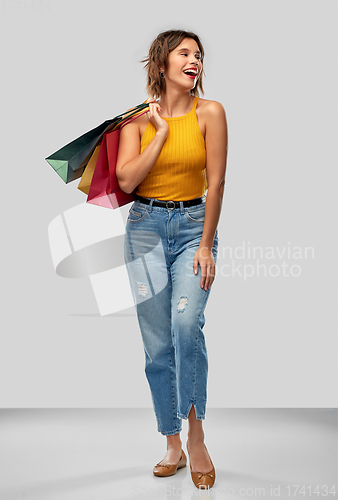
left=45, top=102, right=150, bottom=183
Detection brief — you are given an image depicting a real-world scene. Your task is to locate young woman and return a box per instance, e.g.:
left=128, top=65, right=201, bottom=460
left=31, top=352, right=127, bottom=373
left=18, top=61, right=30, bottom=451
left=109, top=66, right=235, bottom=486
left=116, top=29, right=228, bottom=489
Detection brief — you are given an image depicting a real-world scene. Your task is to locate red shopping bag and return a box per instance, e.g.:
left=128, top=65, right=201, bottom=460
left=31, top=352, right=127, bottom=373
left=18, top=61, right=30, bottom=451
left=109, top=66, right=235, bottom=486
left=86, top=109, right=148, bottom=209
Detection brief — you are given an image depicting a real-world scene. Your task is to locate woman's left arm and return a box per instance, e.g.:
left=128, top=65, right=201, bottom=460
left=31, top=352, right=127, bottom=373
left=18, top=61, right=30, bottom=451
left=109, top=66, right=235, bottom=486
left=193, top=101, right=228, bottom=290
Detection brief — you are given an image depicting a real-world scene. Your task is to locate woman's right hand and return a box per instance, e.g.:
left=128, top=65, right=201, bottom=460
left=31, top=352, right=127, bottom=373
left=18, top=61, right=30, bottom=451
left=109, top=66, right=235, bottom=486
left=146, top=98, right=169, bottom=138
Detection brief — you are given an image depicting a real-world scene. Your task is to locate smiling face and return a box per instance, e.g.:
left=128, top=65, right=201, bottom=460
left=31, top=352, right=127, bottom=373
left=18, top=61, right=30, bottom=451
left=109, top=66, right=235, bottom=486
left=161, top=37, right=203, bottom=92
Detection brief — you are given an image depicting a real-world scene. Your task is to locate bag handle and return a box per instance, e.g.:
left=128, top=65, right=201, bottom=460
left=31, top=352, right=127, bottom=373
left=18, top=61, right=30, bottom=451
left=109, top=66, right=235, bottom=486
left=114, top=102, right=150, bottom=125
left=119, top=109, right=149, bottom=130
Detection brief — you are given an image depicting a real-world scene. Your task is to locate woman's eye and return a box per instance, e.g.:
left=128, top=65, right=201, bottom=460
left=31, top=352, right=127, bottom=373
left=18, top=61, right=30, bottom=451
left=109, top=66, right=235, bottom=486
left=180, top=53, right=201, bottom=60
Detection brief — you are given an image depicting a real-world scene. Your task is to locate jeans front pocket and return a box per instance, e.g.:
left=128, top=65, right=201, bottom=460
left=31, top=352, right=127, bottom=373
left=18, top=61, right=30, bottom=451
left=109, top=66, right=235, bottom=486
left=127, top=204, right=149, bottom=223
left=185, top=204, right=205, bottom=223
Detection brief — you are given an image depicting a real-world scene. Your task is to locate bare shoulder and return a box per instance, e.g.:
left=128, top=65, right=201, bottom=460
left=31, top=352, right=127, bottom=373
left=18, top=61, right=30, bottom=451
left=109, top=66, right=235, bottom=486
left=196, top=98, right=227, bottom=140
left=197, top=98, right=226, bottom=118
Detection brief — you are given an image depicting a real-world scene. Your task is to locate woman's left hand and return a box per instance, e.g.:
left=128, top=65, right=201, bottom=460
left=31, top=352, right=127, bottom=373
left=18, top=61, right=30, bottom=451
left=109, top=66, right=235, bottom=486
left=193, top=246, right=216, bottom=290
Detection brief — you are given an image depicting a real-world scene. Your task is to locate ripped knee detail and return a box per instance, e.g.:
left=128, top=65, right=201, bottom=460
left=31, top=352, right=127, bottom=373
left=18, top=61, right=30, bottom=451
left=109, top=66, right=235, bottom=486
left=136, top=281, right=148, bottom=297
left=177, top=296, right=188, bottom=313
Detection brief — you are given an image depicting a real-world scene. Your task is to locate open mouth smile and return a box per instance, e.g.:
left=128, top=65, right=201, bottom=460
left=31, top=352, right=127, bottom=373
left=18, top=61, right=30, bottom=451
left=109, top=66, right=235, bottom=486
left=183, top=69, right=198, bottom=79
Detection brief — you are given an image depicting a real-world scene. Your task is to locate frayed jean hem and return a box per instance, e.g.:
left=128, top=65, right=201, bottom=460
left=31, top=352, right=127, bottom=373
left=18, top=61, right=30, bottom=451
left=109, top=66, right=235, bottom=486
left=177, top=412, right=205, bottom=421
left=159, top=426, right=183, bottom=436
left=177, top=401, right=206, bottom=421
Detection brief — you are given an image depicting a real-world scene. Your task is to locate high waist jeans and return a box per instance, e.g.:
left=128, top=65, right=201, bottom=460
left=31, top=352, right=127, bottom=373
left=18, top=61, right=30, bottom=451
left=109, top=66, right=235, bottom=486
left=123, top=195, right=218, bottom=436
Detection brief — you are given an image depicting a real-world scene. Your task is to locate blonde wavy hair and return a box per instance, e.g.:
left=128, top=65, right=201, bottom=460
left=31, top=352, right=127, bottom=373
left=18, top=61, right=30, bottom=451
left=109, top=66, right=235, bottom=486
left=140, top=29, right=205, bottom=99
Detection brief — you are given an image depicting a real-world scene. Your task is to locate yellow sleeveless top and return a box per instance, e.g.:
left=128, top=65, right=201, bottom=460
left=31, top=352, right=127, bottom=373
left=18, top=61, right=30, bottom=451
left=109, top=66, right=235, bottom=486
left=136, top=96, right=207, bottom=201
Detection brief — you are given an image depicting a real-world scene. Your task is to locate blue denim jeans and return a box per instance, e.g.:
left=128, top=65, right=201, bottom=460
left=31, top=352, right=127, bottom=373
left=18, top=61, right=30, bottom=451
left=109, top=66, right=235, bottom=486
left=123, top=195, right=218, bottom=436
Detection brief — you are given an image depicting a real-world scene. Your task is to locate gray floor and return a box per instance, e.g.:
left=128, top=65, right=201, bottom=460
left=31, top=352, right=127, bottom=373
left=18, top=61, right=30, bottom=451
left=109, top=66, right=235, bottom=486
left=0, top=409, right=336, bottom=500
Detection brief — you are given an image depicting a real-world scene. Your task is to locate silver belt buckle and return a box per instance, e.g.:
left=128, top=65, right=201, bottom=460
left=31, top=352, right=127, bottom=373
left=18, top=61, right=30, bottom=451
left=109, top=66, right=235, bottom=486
left=166, top=200, right=176, bottom=210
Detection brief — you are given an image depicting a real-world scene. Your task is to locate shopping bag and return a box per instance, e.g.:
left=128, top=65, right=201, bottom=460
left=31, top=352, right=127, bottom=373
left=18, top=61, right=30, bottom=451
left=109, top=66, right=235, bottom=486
left=77, top=144, right=101, bottom=195
left=86, top=129, right=134, bottom=209
left=45, top=102, right=150, bottom=184
left=85, top=107, right=149, bottom=209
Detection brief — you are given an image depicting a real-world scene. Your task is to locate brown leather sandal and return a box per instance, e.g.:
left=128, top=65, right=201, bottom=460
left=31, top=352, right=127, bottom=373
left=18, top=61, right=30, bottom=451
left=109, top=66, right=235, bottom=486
left=153, top=449, right=187, bottom=477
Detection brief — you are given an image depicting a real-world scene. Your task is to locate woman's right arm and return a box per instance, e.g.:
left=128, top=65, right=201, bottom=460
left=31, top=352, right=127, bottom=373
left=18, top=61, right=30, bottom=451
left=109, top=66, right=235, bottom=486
left=116, top=100, right=168, bottom=194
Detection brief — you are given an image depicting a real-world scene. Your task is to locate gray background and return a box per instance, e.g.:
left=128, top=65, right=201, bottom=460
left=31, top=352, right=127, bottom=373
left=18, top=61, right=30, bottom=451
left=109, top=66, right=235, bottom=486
left=0, top=0, right=336, bottom=407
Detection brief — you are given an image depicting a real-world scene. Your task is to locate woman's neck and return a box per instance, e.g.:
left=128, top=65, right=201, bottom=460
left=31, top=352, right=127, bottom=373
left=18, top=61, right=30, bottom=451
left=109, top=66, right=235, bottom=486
left=158, top=91, right=195, bottom=118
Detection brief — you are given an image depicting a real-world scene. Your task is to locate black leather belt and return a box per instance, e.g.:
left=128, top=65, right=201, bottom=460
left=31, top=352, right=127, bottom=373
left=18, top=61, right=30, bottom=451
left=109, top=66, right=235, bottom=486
left=135, top=194, right=205, bottom=209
